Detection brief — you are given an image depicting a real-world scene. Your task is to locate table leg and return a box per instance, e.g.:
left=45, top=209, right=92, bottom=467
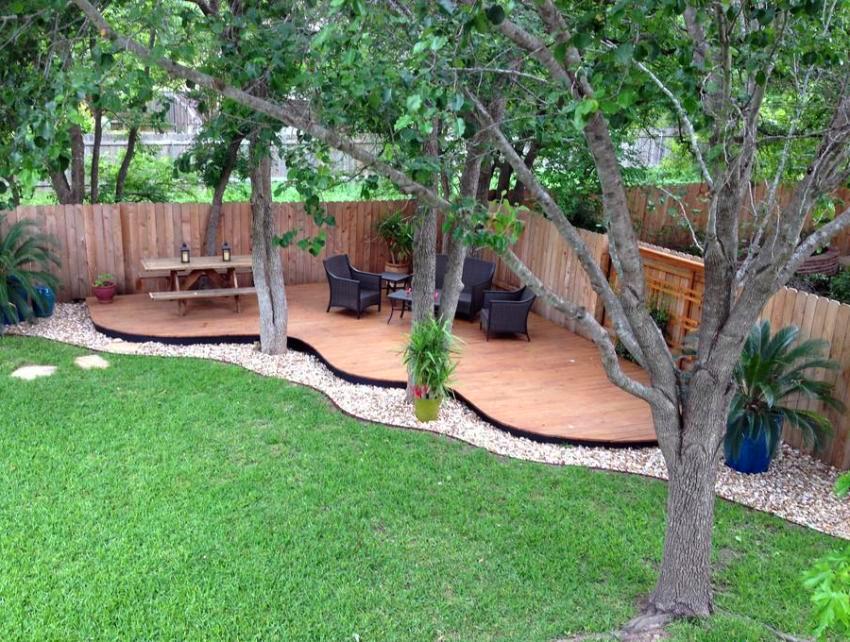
left=387, top=300, right=395, bottom=324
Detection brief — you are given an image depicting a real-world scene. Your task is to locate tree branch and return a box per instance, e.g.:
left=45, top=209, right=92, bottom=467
left=501, top=249, right=660, bottom=404
left=71, top=0, right=450, bottom=212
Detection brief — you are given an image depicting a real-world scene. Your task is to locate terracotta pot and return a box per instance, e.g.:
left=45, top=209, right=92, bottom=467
left=414, top=397, right=442, bottom=422
left=796, top=247, right=840, bottom=276
left=92, top=283, right=117, bottom=304
left=384, top=260, right=411, bottom=274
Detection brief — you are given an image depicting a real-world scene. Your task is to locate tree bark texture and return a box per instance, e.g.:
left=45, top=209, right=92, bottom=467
left=115, top=126, right=139, bottom=202
left=90, top=106, right=103, bottom=203
left=203, top=133, right=244, bottom=255
left=69, top=124, right=85, bottom=203
left=250, top=146, right=287, bottom=355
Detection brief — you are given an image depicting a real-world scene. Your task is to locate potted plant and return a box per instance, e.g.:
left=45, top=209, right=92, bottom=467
left=402, top=318, right=457, bottom=422
left=0, top=214, right=59, bottom=325
left=92, top=273, right=118, bottom=304
left=725, top=320, right=844, bottom=474
left=376, top=210, right=414, bottom=274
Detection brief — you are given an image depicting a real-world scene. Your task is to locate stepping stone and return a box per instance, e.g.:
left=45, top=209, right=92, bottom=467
left=74, top=355, right=110, bottom=370
left=104, top=341, right=139, bottom=355
left=11, top=365, right=57, bottom=380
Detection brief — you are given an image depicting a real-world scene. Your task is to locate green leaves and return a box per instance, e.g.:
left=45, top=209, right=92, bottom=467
left=837, top=473, right=850, bottom=498
left=484, top=4, right=506, bottom=25
left=573, top=98, right=599, bottom=131
left=803, top=549, right=850, bottom=640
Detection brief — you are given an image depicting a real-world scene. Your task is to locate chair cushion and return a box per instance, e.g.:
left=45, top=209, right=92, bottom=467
left=359, top=290, right=381, bottom=306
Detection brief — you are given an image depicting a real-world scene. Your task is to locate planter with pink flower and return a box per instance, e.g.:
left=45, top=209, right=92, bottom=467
left=402, top=317, right=457, bottom=422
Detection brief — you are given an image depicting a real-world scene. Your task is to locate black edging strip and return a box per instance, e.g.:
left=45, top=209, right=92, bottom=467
left=91, top=321, right=658, bottom=449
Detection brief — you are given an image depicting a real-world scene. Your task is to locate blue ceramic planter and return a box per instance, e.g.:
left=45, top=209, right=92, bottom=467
left=33, top=285, right=56, bottom=318
left=724, top=414, right=783, bottom=474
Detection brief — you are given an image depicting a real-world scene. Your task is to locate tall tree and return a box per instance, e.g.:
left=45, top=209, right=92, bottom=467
left=72, top=0, right=850, bottom=631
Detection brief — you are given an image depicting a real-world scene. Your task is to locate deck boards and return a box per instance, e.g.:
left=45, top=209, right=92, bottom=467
left=86, top=283, right=655, bottom=444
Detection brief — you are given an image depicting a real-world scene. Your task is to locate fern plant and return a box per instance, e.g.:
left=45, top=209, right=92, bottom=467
left=726, top=320, right=844, bottom=460
left=0, top=214, right=59, bottom=324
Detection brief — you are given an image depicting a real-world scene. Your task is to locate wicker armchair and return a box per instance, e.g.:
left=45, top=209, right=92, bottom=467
left=480, top=286, right=536, bottom=341
left=323, top=254, right=382, bottom=318
left=435, top=254, right=496, bottom=319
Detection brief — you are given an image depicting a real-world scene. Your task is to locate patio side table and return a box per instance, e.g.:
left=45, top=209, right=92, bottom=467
left=387, top=289, right=440, bottom=324
left=380, top=271, right=412, bottom=297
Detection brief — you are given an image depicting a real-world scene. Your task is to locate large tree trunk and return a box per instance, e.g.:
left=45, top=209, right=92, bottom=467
left=115, top=126, right=138, bottom=202
left=650, top=449, right=717, bottom=618
left=203, top=133, right=244, bottom=255
left=250, top=146, right=287, bottom=355
left=647, top=366, right=731, bottom=618
left=69, top=124, right=85, bottom=203
left=50, top=170, right=74, bottom=204
left=90, top=106, right=103, bottom=203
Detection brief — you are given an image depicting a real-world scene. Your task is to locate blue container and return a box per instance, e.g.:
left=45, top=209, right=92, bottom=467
left=33, top=285, right=56, bottom=318
left=724, top=414, right=783, bottom=474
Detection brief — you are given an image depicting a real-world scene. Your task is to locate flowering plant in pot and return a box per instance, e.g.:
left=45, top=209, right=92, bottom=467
left=402, top=317, right=457, bottom=422
left=92, top=273, right=118, bottom=304
left=376, top=210, right=414, bottom=273
left=725, top=320, right=843, bottom=474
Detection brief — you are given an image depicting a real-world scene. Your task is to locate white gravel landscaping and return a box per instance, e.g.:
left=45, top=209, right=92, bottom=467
left=6, top=302, right=850, bottom=541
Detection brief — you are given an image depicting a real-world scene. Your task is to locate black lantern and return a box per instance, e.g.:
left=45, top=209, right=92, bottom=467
left=180, top=242, right=190, bottom=264
left=222, top=242, right=231, bottom=262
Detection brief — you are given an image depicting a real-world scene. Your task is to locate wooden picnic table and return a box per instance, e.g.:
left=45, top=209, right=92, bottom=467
left=141, top=254, right=255, bottom=315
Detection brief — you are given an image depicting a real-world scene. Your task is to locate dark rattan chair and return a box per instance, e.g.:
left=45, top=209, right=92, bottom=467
left=323, top=254, right=382, bottom=318
left=480, top=286, right=536, bottom=341
left=435, top=254, right=496, bottom=319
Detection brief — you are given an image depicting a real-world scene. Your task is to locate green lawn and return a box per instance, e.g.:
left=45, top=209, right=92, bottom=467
left=0, top=337, right=842, bottom=641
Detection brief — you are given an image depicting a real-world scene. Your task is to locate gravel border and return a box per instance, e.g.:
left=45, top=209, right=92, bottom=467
left=6, top=303, right=850, bottom=541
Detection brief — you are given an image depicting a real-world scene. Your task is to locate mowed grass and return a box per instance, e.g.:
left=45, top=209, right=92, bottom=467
left=0, top=337, right=843, bottom=641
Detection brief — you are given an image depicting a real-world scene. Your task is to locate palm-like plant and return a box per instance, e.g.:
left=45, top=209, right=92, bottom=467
left=402, top=317, right=457, bottom=400
left=726, top=320, right=845, bottom=462
left=0, top=214, right=59, bottom=324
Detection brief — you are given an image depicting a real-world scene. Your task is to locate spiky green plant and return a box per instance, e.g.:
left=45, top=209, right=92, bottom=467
left=0, top=213, right=59, bottom=324
left=402, top=318, right=457, bottom=400
left=726, top=320, right=844, bottom=459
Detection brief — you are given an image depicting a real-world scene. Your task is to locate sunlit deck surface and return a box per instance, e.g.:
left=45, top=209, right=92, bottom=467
left=87, top=283, right=655, bottom=445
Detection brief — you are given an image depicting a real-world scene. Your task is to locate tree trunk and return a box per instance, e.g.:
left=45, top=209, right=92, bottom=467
left=477, top=156, right=493, bottom=203
left=203, top=133, right=244, bottom=255
left=650, top=452, right=717, bottom=616
left=438, top=235, right=467, bottom=328
left=50, top=170, right=74, bottom=204
left=115, top=126, right=138, bottom=202
left=250, top=146, right=287, bottom=355
left=69, top=124, right=85, bottom=203
left=648, top=372, right=729, bottom=618
left=90, top=106, right=103, bottom=203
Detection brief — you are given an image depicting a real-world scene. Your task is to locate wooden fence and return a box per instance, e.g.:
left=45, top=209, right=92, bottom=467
left=1, top=200, right=413, bottom=301
left=626, top=183, right=850, bottom=253
left=4, top=197, right=850, bottom=468
left=480, top=211, right=608, bottom=339
left=620, top=240, right=850, bottom=469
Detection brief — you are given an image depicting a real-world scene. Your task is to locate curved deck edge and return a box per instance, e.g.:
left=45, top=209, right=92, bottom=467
left=91, top=321, right=658, bottom=450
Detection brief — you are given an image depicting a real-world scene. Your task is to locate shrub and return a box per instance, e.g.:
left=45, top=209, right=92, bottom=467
left=803, top=472, right=850, bottom=640
left=402, top=318, right=457, bottom=400
left=830, top=269, right=850, bottom=304
left=0, top=214, right=59, bottom=324
left=726, top=321, right=843, bottom=460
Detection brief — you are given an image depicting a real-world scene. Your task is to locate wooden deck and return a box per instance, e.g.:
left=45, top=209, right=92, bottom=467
left=86, top=283, right=655, bottom=445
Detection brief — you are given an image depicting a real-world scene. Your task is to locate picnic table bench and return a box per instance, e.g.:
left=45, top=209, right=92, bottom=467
left=141, top=254, right=256, bottom=316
